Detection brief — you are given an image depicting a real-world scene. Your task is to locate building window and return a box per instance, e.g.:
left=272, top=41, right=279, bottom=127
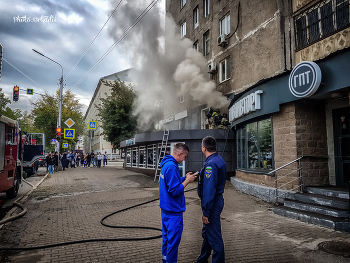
left=193, top=41, right=199, bottom=51
left=180, top=93, right=184, bottom=103
left=181, top=22, right=186, bottom=38
left=203, top=31, right=210, bottom=55
left=193, top=6, right=199, bottom=28
left=139, top=146, right=146, bottom=168
left=203, top=0, right=210, bottom=17
left=147, top=144, right=156, bottom=168
left=219, top=57, right=230, bottom=82
left=132, top=147, right=138, bottom=167
left=236, top=118, right=273, bottom=172
left=220, top=14, right=230, bottom=35
left=126, top=148, right=131, bottom=167
left=295, top=0, right=350, bottom=50
left=180, top=0, right=186, bottom=9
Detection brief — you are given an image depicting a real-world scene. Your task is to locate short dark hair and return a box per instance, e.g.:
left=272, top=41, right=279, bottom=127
left=202, top=136, right=216, bottom=152
left=173, top=143, right=189, bottom=153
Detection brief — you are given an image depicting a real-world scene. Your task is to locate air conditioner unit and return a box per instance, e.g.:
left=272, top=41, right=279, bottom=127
left=208, top=62, right=217, bottom=74
left=217, top=34, right=228, bottom=46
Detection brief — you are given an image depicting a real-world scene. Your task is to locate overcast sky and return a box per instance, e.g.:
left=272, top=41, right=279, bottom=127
left=0, top=0, right=164, bottom=114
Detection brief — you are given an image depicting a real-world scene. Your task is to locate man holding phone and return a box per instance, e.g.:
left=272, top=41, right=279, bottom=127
left=159, top=143, right=197, bottom=263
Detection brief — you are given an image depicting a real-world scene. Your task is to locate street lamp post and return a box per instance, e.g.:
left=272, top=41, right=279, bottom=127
left=32, top=49, right=64, bottom=170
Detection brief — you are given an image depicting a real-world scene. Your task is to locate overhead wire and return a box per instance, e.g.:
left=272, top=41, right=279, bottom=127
left=64, top=0, right=124, bottom=81
left=67, top=0, right=159, bottom=93
left=2, top=57, right=51, bottom=95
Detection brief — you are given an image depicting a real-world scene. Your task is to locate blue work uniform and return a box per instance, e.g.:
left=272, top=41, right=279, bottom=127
left=197, top=152, right=226, bottom=263
left=159, top=155, right=186, bottom=263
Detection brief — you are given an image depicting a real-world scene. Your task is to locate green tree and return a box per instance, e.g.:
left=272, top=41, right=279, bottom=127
left=31, top=90, right=85, bottom=151
left=0, top=87, right=22, bottom=120
left=96, top=78, right=137, bottom=148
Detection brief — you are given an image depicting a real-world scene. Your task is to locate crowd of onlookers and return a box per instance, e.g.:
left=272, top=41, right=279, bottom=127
left=46, top=150, right=109, bottom=174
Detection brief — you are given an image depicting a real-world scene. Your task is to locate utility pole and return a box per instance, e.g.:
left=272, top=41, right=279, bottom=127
left=32, top=49, right=64, bottom=170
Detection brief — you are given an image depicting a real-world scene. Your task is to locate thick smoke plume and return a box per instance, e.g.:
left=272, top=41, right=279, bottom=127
left=108, top=0, right=229, bottom=130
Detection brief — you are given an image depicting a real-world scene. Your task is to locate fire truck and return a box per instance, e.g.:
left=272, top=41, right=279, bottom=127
left=0, top=114, right=45, bottom=199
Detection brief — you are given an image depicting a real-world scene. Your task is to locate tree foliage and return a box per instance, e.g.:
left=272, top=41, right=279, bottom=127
left=31, top=90, right=85, bottom=150
left=96, top=78, right=137, bottom=148
left=0, top=87, right=23, bottom=120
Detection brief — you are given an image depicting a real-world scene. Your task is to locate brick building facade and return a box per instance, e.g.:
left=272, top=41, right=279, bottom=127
left=165, top=0, right=350, bottom=202
left=121, top=0, right=350, bottom=202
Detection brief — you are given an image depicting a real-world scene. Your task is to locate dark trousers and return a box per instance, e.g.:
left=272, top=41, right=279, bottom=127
left=197, top=195, right=225, bottom=263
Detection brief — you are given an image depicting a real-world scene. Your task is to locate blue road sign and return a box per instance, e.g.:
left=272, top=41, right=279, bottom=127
left=63, top=143, right=68, bottom=148
left=64, top=128, right=75, bottom=139
left=88, top=121, right=96, bottom=129
left=27, top=88, right=34, bottom=95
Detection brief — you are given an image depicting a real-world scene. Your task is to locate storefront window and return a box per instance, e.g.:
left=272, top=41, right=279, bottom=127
left=236, top=118, right=273, bottom=172
left=147, top=144, right=156, bottom=168
left=139, top=146, right=146, bottom=168
left=126, top=148, right=131, bottom=167
left=132, top=147, right=138, bottom=167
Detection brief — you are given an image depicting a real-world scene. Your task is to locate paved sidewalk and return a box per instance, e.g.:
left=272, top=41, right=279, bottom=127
left=0, top=166, right=349, bottom=263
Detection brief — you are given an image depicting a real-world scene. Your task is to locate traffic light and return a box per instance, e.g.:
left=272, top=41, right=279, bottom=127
left=56, top=127, right=61, bottom=141
left=13, top=85, right=19, bottom=101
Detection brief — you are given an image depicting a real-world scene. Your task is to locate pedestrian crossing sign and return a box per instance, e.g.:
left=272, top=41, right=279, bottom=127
left=64, top=128, right=75, bottom=139
left=88, top=121, right=97, bottom=129
left=27, top=88, right=34, bottom=95
left=63, top=143, right=68, bottom=148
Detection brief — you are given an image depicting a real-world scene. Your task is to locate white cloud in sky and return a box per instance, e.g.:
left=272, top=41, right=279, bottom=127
left=57, top=12, right=84, bottom=24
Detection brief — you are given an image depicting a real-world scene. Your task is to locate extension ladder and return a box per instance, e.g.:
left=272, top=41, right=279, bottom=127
left=154, top=129, right=170, bottom=182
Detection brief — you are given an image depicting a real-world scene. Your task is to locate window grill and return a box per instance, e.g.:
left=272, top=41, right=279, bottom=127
left=295, top=0, right=350, bottom=50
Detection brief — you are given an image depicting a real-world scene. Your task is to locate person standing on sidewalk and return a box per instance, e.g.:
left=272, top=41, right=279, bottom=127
left=103, top=154, right=107, bottom=167
left=87, top=152, right=91, bottom=167
left=159, top=143, right=197, bottom=263
left=61, top=152, right=67, bottom=171
left=54, top=152, right=58, bottom=172
left=91, top=151, right=95, bottom=167
left=47, top=153, right=55, bottom=174
left=197, top=136, right=226, bottom=263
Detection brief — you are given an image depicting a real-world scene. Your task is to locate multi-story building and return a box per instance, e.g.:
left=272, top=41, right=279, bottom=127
left=122, top=0, right=350, bottom=209
left=84, top=68, right=136, bottom=156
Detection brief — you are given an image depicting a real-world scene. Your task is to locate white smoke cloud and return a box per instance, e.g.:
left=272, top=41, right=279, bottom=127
left=109, top=0, right=229, bottom=131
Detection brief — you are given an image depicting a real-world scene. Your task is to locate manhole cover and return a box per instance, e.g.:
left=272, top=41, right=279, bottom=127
left=318, top=241, right=350, bottom=258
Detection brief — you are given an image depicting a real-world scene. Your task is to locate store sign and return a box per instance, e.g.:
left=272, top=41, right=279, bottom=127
left=289, top=61, right=321, bottom=98
left=229, top=90, right=263, bottom=122
left=126, top=139, right=134, bottom=145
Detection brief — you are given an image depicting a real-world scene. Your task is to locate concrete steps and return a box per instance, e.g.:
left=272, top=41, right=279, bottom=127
left=273, top=187, right=350, bottom=233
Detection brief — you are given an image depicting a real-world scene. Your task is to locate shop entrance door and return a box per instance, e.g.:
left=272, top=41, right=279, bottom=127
left=333, top=107, right=350, bottom=187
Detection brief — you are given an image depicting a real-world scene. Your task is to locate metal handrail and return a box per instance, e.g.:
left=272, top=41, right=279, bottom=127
left=268, top=156, right=304, bottom=203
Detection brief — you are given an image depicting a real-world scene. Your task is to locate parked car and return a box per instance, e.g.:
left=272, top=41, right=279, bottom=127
left=38, top=158, right=46, bottom=167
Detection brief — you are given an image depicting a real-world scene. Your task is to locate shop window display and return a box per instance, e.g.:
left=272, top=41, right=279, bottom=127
left=139, top=146, right=146, bottom=168
left=147, top=144, right=156, bottom=168
left=132, top=147, right=138, bottom=167
left=126, top=148, right=131, bottom=167
left=237, top=118, right=273, bottom=172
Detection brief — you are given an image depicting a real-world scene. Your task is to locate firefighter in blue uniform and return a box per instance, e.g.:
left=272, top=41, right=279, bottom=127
left=197, top=136, right=226, bottom=263
left=159, top=143, right=197, bottom=263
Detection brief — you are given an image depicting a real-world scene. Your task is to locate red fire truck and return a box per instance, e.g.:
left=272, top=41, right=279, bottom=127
left=0, top=114, right=22, bottom=199
left=0, top=115, right=45, bottom=199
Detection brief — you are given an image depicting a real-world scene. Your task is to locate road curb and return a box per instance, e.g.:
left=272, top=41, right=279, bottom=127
left=0, top=172, right=50, bottom=230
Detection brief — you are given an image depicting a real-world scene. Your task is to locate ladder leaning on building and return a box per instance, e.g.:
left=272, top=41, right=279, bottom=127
left=154, top=129, right=170, bottom=182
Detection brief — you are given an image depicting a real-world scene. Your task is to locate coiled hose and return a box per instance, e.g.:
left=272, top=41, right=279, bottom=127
left=0, top=187, right=197, bottom=251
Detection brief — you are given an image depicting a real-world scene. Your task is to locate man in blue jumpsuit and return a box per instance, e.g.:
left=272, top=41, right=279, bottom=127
left=159, top=143, right=197, bottom=263
left=197, top=136, right=226, bottom=263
